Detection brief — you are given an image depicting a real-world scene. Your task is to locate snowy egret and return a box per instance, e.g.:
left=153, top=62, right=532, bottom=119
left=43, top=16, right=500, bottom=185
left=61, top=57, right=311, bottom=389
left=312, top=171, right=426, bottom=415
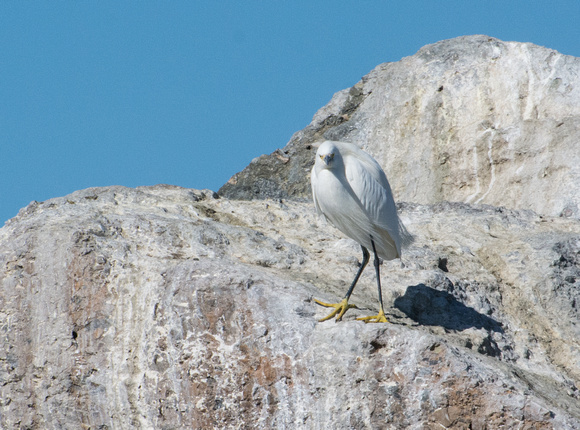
left=311, top=140, right=412, bottom=323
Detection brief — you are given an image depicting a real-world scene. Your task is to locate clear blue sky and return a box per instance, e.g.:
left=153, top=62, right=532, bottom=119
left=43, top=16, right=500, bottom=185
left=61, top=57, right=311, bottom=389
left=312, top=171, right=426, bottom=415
left=2, top=2, right=579, bottom=224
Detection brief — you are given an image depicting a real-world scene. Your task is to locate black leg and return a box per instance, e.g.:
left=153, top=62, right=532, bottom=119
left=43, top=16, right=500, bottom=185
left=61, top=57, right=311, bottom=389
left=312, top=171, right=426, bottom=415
left=355, top=238, right=388, bottom=323
left=344, top=245, right=370, bottom=300
left=370, top=239, right=384, bottom=311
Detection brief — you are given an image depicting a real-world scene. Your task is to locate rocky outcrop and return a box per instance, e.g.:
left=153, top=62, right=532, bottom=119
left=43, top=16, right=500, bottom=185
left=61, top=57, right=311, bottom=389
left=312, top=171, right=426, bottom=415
left=1, top=184, right=579, bottom=428
left=219, top=35, right=580, bottom=219
left=2, top=35, right=580, bottom=428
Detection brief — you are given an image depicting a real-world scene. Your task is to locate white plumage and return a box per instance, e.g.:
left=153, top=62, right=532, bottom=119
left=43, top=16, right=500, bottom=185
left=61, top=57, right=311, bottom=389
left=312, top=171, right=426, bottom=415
left=311, top=140, right=412, bottom=323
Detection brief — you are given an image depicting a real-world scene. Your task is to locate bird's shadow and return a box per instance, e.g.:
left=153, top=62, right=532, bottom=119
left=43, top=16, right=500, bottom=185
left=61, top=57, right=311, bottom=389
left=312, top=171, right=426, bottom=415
left=393, top=284, right=503, bottom=333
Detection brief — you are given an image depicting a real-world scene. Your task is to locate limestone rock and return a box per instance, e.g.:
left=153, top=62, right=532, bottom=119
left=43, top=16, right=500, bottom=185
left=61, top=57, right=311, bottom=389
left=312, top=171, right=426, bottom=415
left=3, top=34, right=580, bottom=429
left=1, top=185, right=580, bottom=428
left=219, top=35, right=580, bottom=218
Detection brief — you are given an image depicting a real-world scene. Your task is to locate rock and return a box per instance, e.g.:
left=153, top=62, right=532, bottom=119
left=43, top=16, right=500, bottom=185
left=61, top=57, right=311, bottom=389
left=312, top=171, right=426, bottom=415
left=1, top=185, right=580, bottom=428
left=3, top=34, right=580, bottom=428
left=219, top=35, right=580, bottom=218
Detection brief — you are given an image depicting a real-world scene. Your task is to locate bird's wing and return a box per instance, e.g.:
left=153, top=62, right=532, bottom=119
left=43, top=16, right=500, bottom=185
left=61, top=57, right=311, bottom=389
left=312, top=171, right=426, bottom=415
left=347, top=147, right=415, bottom=249
left=344, top=154, right=400, bottom=245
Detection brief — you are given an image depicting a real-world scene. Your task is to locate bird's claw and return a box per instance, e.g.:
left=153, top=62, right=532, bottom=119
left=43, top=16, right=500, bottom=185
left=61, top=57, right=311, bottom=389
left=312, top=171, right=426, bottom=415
left=356, top=308, right=389, bottom=323
left=314, top=297, right=357, bottom=322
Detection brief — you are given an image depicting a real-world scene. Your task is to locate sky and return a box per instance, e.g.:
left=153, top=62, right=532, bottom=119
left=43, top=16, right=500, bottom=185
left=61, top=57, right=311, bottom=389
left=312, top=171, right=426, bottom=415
left=1, top=2, right=580, bottom=225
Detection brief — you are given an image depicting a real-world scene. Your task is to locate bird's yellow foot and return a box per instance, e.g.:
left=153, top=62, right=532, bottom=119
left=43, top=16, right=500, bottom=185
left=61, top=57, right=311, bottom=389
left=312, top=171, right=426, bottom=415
left=357, top=308, right=389, bottom=323
left=314, top=297, right=356, bottom=322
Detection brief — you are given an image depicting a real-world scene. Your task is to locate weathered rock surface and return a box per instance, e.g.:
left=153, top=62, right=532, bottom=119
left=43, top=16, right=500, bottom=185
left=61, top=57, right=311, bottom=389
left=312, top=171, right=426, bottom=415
left=1, top=184, right=580, bottom=428
left=3, top=35, right=580, bottom=429
left=219, top=35, right=580, bottom=219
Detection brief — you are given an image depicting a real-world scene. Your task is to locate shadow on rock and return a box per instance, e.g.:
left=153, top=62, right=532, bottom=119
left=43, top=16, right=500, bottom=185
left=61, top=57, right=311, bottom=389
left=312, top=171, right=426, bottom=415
left=394, top=284, right=503, bottom=333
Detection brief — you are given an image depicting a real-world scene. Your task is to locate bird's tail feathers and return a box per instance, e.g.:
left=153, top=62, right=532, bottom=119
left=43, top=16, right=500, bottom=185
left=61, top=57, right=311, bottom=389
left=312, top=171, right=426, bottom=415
left=398, top=219, right=415, bottom=249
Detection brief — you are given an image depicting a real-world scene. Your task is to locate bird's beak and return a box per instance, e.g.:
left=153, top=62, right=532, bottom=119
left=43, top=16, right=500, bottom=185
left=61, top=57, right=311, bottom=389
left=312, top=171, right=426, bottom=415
left=323, top=153, right=334, bottom=165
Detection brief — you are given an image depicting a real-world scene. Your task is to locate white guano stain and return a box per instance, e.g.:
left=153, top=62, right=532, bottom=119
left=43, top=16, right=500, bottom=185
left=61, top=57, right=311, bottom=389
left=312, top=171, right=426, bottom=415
left=465, top=138, right=481, bottom=204
left=475, top=129, right=496, bottom=204
left=465, top=127, right=497, bottom=205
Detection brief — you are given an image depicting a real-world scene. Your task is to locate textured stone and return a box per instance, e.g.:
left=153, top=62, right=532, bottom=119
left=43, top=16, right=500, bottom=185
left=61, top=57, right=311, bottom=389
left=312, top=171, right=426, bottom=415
left=219, top=35, right=580, bottom=218
left=3, top=34, right=580, bottom=429
left=1, top=184, right=580, bottom=428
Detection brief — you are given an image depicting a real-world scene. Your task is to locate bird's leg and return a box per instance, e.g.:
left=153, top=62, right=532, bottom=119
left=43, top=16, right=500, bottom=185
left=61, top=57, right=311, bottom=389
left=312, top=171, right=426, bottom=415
left=344, top=245, right=370, bottom=300
left=357, top=239, right=389, bottom=323
left=314, top=246, right=370, bottom=322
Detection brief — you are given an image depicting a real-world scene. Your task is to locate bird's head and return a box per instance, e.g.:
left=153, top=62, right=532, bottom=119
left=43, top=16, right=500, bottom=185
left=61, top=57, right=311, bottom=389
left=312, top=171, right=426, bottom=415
left=315, top=141, right=340, bottom=170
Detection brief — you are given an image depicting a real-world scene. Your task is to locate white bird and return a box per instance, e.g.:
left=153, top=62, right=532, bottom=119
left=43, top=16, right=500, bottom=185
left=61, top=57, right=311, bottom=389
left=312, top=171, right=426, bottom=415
left=311, top=140, right=412, bottom=323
